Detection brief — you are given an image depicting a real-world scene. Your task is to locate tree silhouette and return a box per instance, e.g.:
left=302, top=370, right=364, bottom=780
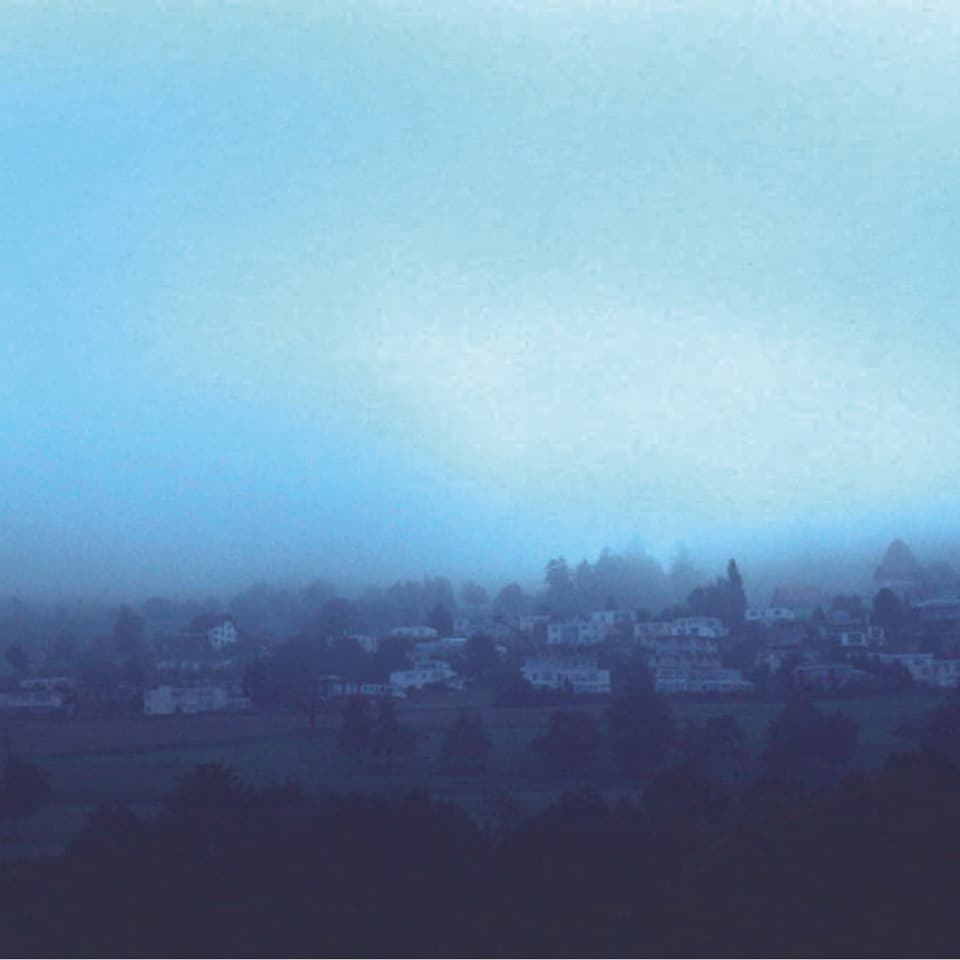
left=760, top=699, right=859, bottom=786
left=371, top=699, right=416, bottom=761
left=112, top=606, right=145, bottom=654
left=338, top=695, right=375, bottom=756
left=531, top=711, right=600, bottom=775
left=442, top=712, right=490, bottom=771
left=4, top=644, right=27, bottom=674
left=0, top=754, right=51, bottom=831
left=607, top=690, right=676, bottom=777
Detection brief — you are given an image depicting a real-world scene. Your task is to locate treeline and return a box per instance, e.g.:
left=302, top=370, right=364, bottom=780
left=6, top=744, right=960, bottom=955
left=4, top=695, right=960, bottom=955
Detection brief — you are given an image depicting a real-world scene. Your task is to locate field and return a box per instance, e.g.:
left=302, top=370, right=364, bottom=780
left=0, top=691, right=945, bottom=857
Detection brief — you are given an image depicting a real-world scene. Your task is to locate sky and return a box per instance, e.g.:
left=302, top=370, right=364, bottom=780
left=2, top=1, right=959, bottom=601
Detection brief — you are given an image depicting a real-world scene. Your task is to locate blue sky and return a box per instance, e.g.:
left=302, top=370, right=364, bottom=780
left=3, top=2, right=959, bottom=600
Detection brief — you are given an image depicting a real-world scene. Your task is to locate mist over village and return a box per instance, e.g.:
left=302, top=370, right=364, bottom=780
left=5, top=1, right=960, bottom=956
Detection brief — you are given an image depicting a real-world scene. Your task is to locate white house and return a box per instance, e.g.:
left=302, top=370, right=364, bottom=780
left=590, top=609, right=637, bottom=627
left=653, top=666, right=752, bottom=696
left=144, top=684, right=251, bottom=716
left=522, top=656, right=611, bottom=695
left=184, top=614, right=240, bottom=651
left=669, top=617, right=728, bottom=638
left=0, top=688, right=68, bottom=713
left=547, top=620, right=608, bottom=646
left=876, top=652, right=960, bottom=688
left=347, top=634, right=379, bottom=653
left=640, top=634, right=720, bottom=658
left=391, top=625, right=439, bottom=640
left=794, top=663, right=873, bottom=691
left=634, top=618, right=727, bottom=642
left=836, top=625, right=885, bottom=648
left=331, top=679, right=405, bottom=699
left=390, top=659, right=463, bottom=692
left=746, top=607, right=797, bottom=626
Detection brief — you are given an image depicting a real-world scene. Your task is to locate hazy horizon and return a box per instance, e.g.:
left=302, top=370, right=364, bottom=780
left=4, top=2, right=959, bottom=602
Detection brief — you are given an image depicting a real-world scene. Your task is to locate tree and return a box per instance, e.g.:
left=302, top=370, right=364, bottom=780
left=492, top=583, right=526, bottom=620
left=112, top=606, right=144, bottom=654
left=370, top=637, right=412, bottom=680
left=160, top=762, right=252, bottom=823
left=530, top=711, right=600, bottom=775
left=686, top=559, right=747, bottom=630
left=725, top=559, right=747, bottom=626
left=311, top=597, right=362, bottom=643
left=544, top=558, right=576, bottom=617
left=680, top=715, right=748, bottom=785
left=459, top=581, right=489, bottom=607
left=871, top=588, right=904, bottom=641
left=427, top=602, right=453, bottom=638
left=606, top=690, right=676, bottom=777
left=760, top=699, right=859, bottom=787
left=4, top=644, right=28, bottom=674
left=243, top=639, right=330, bottom=725
left=642, top=765, right=730, bottom=826
left=338, top=695, right=375, bottom=756
left=370, top=700, right=416, bottom=761
left=830, top=594, right=864, bottom=619
left=0, top=754, right=51, bottom=830
left=909, top=691, right=960, bottom=766
left=442, top=712, right=490, bottom=771
left=668, top=545, right=702, bottom=603
left=462, top=635, right=499, bottom=680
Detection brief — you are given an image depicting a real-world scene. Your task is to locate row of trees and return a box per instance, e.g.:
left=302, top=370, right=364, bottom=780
left=11, top=740, right=960, bottom=954
left=542, top=554, right=747, bottom=629
left=530, top=694, right=859, bottom=787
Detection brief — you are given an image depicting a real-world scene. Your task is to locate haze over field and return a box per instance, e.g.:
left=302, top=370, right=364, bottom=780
left=3, top=2, right=959, bottom=600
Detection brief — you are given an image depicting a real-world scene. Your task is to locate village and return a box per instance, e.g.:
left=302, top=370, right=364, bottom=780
left=2, top=540, right=959, bottom=720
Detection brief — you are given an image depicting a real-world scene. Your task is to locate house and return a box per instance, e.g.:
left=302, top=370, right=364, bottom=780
left=670, top=616, right=728, bottom=638
left=0, top=688, right=70, bottom=714
left=347, top=634, right=379, bottom=653
left=19, top=676, right=75, bottom=693
left=453, top=608, right=496, bottom=636
left=756, top=633, right=809, bottom=673
left=413, top=637, right=468, bottom=660
left=391, top=625, right=439, bottom=640
left=746, top=607, right=797, bottom=626
left=639, top=633, right=720, bottom=658
left=522, top=656, right=611, bottom=695
left=547, top=619, right=608, bottom=646
left=916, top=600, right=960, bottom=650
left=144, top=683, right=251, bottom=716
left=636, top=630, right=750, bottom=694
left=590, top=609, right=637, bottom=627
left=328, top=678, right=405, bottom=699
left=794, top=663, right=873, bottom=692
left=635, top=617, right=727, bottom=642
left=390, top=659, right=463, bottom=692
left=652, top=666, right=752, bottom=696
left=183, top=614, right=240, bottom=651
left=826, top=623, right=886, bottom=649
left=876, top=652, right=960, bottom=688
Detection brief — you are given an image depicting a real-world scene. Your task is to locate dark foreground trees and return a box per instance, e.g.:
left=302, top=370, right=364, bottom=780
left=530, top=711, right=600, bottom=775
left=760, top=698, right=859, bottom=787
left=0, top=755, right=51, bottom=832
left=442, top=712, right=490, bottom=771
left=7, top=751, right=960, bottom=956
